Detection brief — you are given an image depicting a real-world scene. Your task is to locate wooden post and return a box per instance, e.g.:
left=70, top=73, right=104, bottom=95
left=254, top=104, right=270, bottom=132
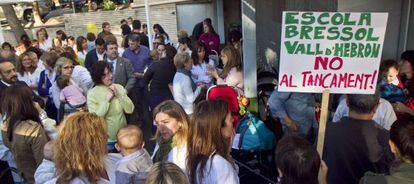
left=317, top=89, right=330, bottom=156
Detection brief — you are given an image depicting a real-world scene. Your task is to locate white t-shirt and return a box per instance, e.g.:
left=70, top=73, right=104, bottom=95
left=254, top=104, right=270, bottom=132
left=17, top=67, right=43, bottom=94
left=195, top=154, right=239, bottom=184
left=191, top=59, right=215, bottom=85
left=173, top=72, right=201, bottom=114
left=152, top=144, right=187, bottom=171
left=333, top=97, right=397, bottom=130
left=39, top=37, right=53, bottom=52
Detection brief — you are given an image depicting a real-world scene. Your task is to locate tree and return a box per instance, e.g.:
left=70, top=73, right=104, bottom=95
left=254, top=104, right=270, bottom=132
left=1, top=5, right=26, bottom=42
left=33, top=1, right=44, bottom=26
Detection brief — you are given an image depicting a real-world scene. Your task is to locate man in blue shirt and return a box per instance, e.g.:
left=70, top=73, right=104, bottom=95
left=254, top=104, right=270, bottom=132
left=269, top=91, right=318, bottom=141
left=121, top=33, right=153, bottom=150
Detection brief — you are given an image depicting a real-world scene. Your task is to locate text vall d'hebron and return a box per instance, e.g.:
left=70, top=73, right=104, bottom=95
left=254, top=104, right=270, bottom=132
left=278, top=12, right=388, bottom=94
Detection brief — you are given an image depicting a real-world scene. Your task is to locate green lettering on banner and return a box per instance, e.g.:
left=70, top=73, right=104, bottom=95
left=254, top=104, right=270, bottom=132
left=355, top=28, right=367, bottom=41
left=364, top=44, right=372, bottom=57
left=300, top=26, right=313, bottom=39
left=301, top=12, right=315, bottom=25
left=285, top=25, right=298, bottom=38
left=366, top=28, right=379, bottom=41
left=350, top=43, right=358, bottom=57
left=371, top=44, right=380, bottom=57
left=331, top=13, right=344, bottom=25
left=296, top=44, right=306, bottom=54
left=314, top=26, right=325, bottom=39
left=340, top=27, right=353, bottom=41
left=317, top=12, right=330, bottom=25
left=359, top=13, right=371, bottom=25
left=285, top=12, right=299, bottom=24
left=284, top=41, right=298, bottom=54
left=334, top=43, right=343, bottom=56
left=327, top=27, right=340, bottom=40
left=343, top=13, right=356, bottom=25
left=357, top=43, right=365, bottom=57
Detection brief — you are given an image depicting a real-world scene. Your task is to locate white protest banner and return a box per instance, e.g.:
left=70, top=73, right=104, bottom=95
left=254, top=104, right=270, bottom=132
left=278, top=12, right=388, bottom=94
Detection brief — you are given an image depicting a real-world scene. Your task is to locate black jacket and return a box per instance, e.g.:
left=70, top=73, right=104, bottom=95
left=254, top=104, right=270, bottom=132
left=84, top=49, right=100, bottom=72
left=323, top=117, right=393, bottom=184
left=143, top=58, right=175, bottom=96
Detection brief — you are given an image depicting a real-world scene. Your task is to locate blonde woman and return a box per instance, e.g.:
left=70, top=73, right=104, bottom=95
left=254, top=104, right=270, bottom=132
left=172, top=53, right=205, bottom=115
left=53, top=112, right=120, bottom=183
left=36, top=28, right=53, bottom=52
left=151, top=100, right=189, bottom=171
left=145, top=162, right=189, bottom=184
left=16, top=51, right=43, bottom=93
left=208, top=45, right=244, bottom=94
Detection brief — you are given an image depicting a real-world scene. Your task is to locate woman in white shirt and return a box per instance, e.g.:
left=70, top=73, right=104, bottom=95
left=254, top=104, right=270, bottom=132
left=172, top=53, right=205, bottom=115
left=208, top=45, right=244, bottom=94
left=151, top=100, right=189, bottom=171
left=191, top=41, right=215, bottom=87
left=36, top=28, right=53, bottom=52
left=16, top=51, right=42, bottom=94
left=76, top=36, right=88, bottom=62
left=187, top=100, right=239, bottom=184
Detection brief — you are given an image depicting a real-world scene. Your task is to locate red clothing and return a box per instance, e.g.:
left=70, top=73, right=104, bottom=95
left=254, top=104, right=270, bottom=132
left=199, top=33, right=220, bottom=55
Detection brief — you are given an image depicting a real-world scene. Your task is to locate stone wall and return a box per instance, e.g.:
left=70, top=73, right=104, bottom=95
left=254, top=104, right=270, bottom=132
left=63, top=3, right=179, bottom=44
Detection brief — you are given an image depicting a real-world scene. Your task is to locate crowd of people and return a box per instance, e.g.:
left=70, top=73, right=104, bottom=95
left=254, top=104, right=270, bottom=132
left=0, top=15, right=413, bottom=184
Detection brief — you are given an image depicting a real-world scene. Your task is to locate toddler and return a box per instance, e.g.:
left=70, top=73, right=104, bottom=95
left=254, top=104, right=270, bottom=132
left=57, top=75, right=86, bottom=109
left=379, top=59, right=406, bottom=103
left=115, top=125, right=153, bottom=184
left=34, top=141, right=56, bottom=184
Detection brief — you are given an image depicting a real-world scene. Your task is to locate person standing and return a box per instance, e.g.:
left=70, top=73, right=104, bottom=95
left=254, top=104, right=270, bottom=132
left=105, top=41, right=136, bottom=93
left=84, top=38, right=106, bottom=72
left=1, top=85, right=49, bottom=183
left=198, top=22, right=219, bottom=56
left=97, top=22, right=114, bottom=40
left=323, top=93, right=393, bottom=184
left=143, top=43, right=175, bottom=111
left=87, top=61, right=134, bottom=151
left=122, top=33, right=153, bottom=150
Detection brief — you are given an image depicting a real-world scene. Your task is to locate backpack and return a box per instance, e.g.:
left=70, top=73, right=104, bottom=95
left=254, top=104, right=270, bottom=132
left=234, top=112, right=276, bottom=151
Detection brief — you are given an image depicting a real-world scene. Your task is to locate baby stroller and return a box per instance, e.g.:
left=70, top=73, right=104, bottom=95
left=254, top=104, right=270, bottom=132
left=207, top=85, right=277, bottom=184
left=257, top=68, right=284, bottom=141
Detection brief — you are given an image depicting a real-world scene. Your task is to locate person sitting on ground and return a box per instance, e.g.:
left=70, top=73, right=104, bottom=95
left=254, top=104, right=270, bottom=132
left=34, top=141, right=56, bottom=184
left=145, top=162, right=189, bottom=184
left=379, top=59, right=406, bottom=103
left=275, top=136, right=328, bottom=184
left=57, top=75, right=86, bottom=110
left=114, top=125, right=152, bottom=184
left=360, top=119, right=414, bottom=184
left=323, top=92, right=394, bottom=184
